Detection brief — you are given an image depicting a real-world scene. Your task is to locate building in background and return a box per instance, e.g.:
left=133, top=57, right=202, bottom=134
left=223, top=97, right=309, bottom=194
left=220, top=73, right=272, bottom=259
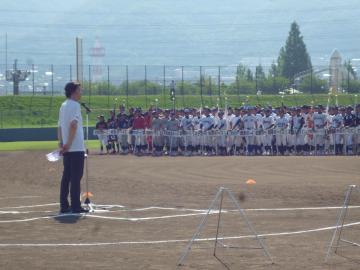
left=90, top=37, right=105, bottom=82
left=329, top=49, right=355, bottom=93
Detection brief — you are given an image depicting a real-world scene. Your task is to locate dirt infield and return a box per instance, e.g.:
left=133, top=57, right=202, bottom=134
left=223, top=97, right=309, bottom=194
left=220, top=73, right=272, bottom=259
left=0, top=151, right=359, bottom=270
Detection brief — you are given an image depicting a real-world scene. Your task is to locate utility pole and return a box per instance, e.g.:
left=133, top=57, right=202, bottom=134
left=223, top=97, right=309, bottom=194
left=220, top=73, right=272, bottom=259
left=170, top=80, right=176, bottom=112
left=5, top=33, right=7, bottom=94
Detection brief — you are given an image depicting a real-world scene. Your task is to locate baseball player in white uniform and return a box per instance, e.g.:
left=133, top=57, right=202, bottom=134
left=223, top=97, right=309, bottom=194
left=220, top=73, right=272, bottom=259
left=215, top=111, right=227, bottom=155
left=200, top=108, right=215, bottom=155
left=180, top=109, right=194, bottom=155
left=262, top=108, right=275, bottom=155
left=275, top=109, right=289, bottom=155
left=312, top=105, right=327, bottom=154
left=242, top=107, right=258, bottom=155
left=331, top=107, right=344, bottom=155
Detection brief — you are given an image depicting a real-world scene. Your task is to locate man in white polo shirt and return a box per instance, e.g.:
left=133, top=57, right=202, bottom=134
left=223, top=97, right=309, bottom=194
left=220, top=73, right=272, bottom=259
left=58, top=81, right=88, bottom=214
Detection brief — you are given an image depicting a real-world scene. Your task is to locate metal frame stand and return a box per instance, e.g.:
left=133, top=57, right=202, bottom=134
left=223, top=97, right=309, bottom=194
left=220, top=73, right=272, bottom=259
left=325, top=185, right=360, bottom=262
left=177, top=187, right=274, bottom=267
left=83, top=110, right=95, bottom=212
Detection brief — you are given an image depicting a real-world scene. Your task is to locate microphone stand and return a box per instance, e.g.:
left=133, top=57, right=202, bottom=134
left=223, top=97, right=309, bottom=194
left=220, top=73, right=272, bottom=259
left=81, top=102, right=94, bottom=212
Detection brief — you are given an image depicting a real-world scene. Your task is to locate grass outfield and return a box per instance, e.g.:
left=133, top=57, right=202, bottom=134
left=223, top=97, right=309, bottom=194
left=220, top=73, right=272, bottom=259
left=0, top=140, right=100, bottom=151
left=0, top=94, right=358, bottom=128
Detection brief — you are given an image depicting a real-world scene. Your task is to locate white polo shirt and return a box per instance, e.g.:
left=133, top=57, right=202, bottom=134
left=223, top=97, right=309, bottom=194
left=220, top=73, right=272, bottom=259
left=58, top=99, right=85, bottom=152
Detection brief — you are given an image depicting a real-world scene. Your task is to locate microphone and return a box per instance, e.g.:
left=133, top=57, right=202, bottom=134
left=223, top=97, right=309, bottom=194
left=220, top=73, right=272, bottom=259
left=81, top=102, right=91, bottom=113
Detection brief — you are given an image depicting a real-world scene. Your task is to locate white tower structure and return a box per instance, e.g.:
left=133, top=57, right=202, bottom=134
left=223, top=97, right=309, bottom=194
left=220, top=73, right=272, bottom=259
left=329, top=49, right=342, bottom=93
left=90, top=37, right=105, bottom=82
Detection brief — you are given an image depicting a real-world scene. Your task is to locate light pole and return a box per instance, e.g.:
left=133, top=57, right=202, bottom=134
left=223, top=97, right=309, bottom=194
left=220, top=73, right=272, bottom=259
left=170, top=80, right=176, bottom=112
left=354, top=94, right=358, bottom=108
left=155, top=98, right=159, bottom=111
left=6, top=59, right=30, bottom=95
left=272, top=74, right=275, bottom=93
left=335, top=94, right=338, bottom=107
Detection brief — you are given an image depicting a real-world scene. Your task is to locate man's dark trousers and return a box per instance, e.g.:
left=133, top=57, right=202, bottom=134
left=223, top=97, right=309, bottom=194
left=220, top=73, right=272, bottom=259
left=60, top=151, right=85, bottom=211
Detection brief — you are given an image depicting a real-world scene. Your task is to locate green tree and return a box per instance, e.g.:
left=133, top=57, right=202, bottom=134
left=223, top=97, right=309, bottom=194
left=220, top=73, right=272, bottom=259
left=118, top=80, right=163, bottom=95
left=344, top=60, right=357, bottom=80
left=298, top=75, right=327, bottom=93
left=255, top=64, right=265, bottom=92
left=261, top=76, right=290, bottom=94
left=236, top=64, right=254, bottom=82
left=277, top=22, right=312, bottom=80
left=255, top=64, right=266, bottom=80
left=228, top=79, right=256, bottom=95
left=236, top=64, right=247, bottom=79
left=82, top=81, right=118, bottom=95
left=342, top=80, right=360, bottom=93
left=269, top=61, right=279, bottom=77
left=246, top=69, right=254, bottom=81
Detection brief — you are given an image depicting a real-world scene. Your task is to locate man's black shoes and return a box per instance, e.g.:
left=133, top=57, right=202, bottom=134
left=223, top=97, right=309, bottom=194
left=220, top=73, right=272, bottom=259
left=60, top=207, right=72, bottom=214
left=72, top=207, right=89, bottom=214
left=59, top=207, right=89, bottom=214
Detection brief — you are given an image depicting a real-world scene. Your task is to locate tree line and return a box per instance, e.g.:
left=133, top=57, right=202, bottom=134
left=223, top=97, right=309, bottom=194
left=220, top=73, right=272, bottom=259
left=83, top=22, right=359, bottom=96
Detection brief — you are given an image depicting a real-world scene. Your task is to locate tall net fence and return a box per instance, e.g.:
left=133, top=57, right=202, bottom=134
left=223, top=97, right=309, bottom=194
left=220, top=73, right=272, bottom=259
left=1, top=64, right=359, bottom=98
left=0, top=64, right=359, bottom=128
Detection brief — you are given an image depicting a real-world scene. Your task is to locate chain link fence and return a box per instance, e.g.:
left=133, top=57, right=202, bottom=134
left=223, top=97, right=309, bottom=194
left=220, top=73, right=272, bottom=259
left=0, top=64, right=359, bottom=128
left=1, top=63, right=359, bottom=97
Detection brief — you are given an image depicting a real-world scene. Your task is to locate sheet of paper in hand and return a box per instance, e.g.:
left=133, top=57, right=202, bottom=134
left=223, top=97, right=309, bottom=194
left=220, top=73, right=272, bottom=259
left=46, top=150, right=62, bottom=162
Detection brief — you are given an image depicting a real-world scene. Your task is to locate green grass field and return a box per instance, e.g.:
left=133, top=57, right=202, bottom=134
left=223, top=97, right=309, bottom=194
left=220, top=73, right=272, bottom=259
left=0, top=140, right=99, bottom=151
left=0, top=94, right=358, bottom=128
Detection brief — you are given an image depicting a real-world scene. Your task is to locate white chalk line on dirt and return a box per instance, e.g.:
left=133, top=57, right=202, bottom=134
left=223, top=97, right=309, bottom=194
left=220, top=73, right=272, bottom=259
left=1, top=202, right=360, bottom=213
left=1, top=205, right=360, bottom=223
left=0, top=221, right=359, bottom=247
left=1, top=204, right=360, bottom=223
left=0, top=196, right=41, bottom=200
left=0, top=203, right=58, bottom=210
left=0, top=206, right=204, bottom=215
left=0, top=210, right=54, bottom=215
left=0, top=212, right=217, bottom=223
left=0, top=203, right=125, bottom=211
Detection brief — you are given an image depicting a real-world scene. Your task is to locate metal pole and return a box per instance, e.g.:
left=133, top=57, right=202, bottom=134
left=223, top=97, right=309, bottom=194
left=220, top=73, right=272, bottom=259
left=310, top=69, right=313, bottom=94
left=200, top=66, right=203, bottom=108
left=225, top=189, right=274, bottom=263
left=333, top=186, right=354, bottom=254
left=325, top=185, right=355, bottom=262
left=107, top=65, right=110, bottom=108
left=88, top=64, right=91, bottom=105
left=51, top=64, right=54, bottom=96
left=145, top=65, right=148, bottom=109
left=173, top=84, right=176, bottom=112
left=177, top=188, right=223, bottom=266
left=69, top=64, right=72, bottom=81
left=213, top=191, right=224, bottom=256
left=126, top=65, right=129, bottom=109
left=20, top=110, right=23, bottom=128
left=273, top=74, right=275, bottom=93
left=255, top=67, right=258, bottom=93
left=209, top=76, right=212, bottom=106
left=5, top=33, right=7, bottom=95
left=5, top=32, right=7, bottom=72
left=236, top=74, right=240, bottom=105
left=181, top=66, right=185, bottom=108
left=32, top=64, right=35, bottom=95
left=163, top=65, right=166, bottom=108
left=218, top=66, right=221, bottom=108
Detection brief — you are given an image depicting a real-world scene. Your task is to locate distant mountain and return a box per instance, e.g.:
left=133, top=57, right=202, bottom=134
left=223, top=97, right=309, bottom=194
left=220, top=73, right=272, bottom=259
left=0, top=0, right=359, bottom=68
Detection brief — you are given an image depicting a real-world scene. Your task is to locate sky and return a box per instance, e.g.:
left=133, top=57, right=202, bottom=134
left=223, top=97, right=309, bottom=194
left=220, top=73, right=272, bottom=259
left=0, top=0, right=359, bottom=68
